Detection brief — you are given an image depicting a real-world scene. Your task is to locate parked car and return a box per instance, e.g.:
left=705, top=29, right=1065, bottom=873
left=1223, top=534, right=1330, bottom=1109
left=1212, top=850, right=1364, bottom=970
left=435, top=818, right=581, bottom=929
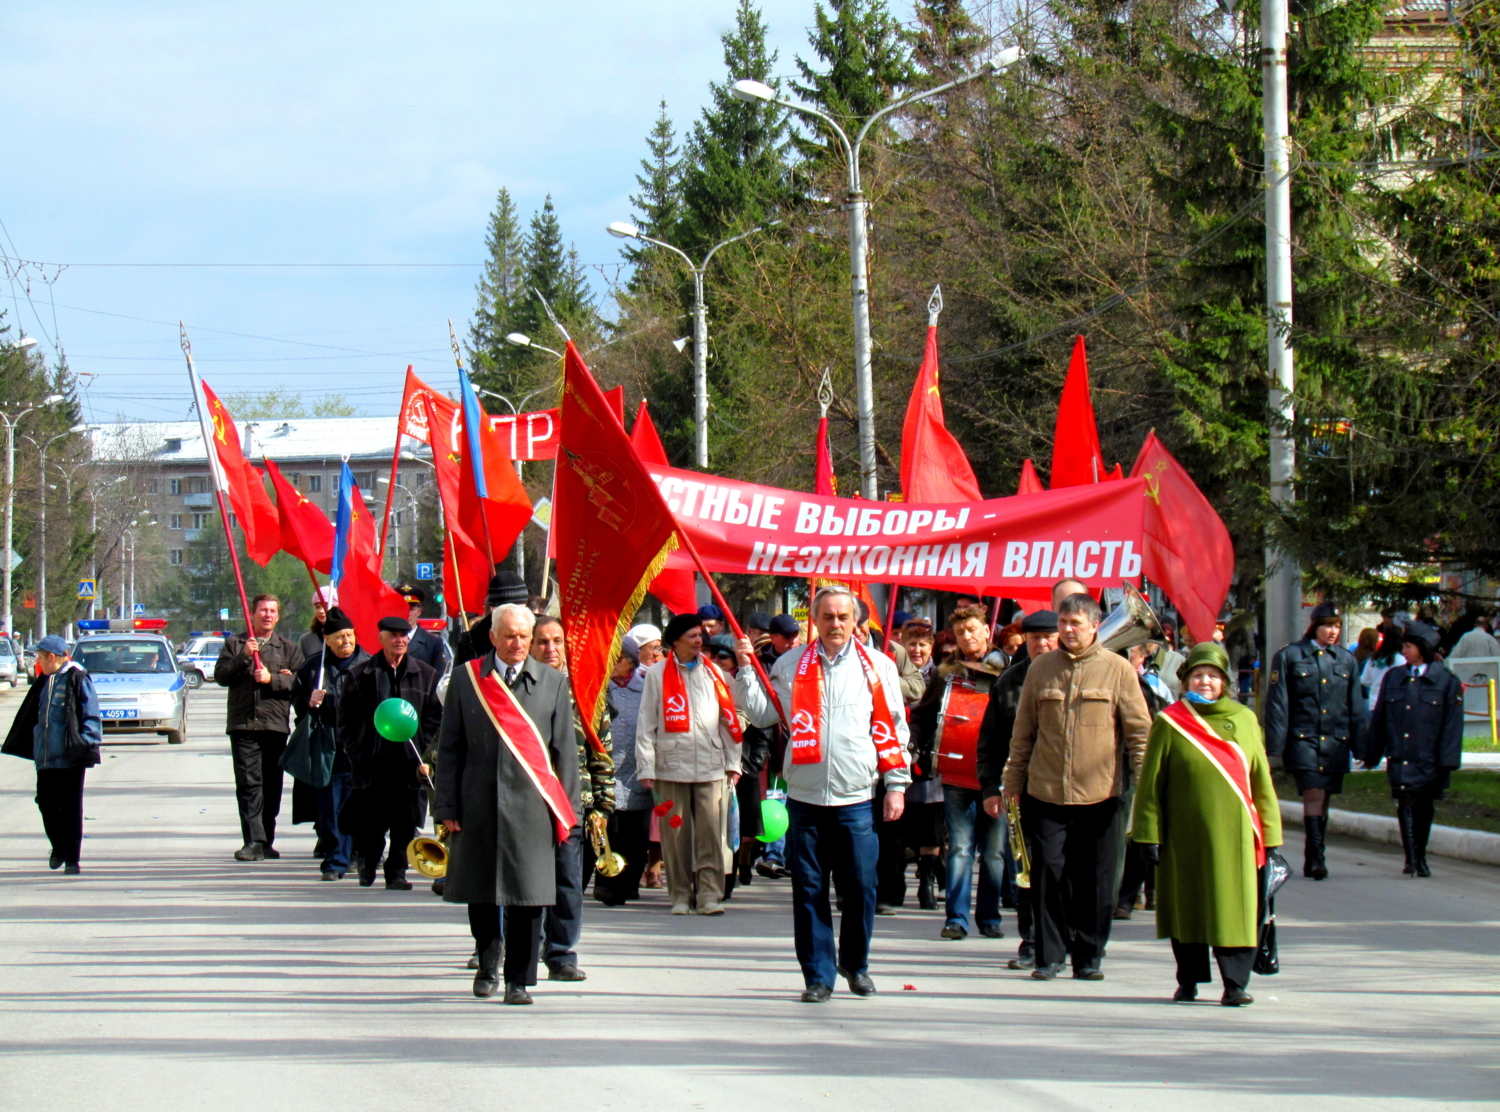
left=177, top=633, right=229, bottom=689
left=0, top=637, right=19, bottom=688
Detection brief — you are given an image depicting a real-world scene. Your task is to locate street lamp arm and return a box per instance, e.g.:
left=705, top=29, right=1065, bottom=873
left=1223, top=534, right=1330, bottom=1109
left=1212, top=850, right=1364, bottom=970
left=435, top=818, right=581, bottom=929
left=852, top=65, right=998, bottom=165
left=631, top=231, right=700, bottom=275
left=702, top=219, right=783, bottom=269
left=769, top=97, right=856, bottom=184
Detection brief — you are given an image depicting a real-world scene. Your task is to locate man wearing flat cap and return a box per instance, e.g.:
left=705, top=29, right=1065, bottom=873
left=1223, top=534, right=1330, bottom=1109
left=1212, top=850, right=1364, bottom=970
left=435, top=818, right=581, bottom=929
left=339, top=615, right=443, bottom=889
left=979, top=610, right=1059, bottom=969
left=1264, top=602, right=1366, bottom=880
left=395, top=583, right=451, bottom=675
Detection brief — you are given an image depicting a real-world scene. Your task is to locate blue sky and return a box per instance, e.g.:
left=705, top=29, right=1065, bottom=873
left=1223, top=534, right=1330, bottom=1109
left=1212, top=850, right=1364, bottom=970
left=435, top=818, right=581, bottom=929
left=0, top=1, right=827, bottom=423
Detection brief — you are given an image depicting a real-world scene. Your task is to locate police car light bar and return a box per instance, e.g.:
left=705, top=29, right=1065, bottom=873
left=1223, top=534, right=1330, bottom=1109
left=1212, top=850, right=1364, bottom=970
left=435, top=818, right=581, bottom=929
left=77, top=619, right=170, bottom=633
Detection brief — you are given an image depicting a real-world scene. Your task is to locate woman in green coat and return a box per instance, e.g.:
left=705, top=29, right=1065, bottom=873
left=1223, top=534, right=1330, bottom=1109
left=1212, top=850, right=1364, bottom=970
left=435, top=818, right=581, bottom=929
left=1132, top=642, right=1282, bottom=1006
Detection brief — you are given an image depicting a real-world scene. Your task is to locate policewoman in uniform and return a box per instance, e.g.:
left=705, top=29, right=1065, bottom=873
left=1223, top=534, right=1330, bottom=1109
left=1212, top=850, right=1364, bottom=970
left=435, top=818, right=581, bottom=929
left=1263, top=602, right=1365, bottom=879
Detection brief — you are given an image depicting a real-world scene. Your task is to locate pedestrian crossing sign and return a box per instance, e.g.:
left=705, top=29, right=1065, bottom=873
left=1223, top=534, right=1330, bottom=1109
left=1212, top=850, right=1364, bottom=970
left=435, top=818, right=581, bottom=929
left=77, top=580, right=97, bottom=600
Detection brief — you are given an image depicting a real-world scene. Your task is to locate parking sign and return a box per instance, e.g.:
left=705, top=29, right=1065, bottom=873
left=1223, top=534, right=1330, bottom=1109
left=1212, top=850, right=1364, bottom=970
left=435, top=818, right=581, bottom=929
left=415, top=562, right=434, bottom=581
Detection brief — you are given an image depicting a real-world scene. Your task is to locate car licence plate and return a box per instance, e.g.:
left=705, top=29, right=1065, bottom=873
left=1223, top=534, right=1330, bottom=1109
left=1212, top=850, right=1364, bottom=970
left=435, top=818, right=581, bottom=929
left=101, top=709, right=139, bottom=720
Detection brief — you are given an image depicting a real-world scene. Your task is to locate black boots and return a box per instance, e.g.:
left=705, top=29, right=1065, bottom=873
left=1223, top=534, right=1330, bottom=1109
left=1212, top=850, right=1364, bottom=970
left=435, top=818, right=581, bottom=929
left=473, top=941, right=500, bottom=998
left=1303, top=815, right=1329, bottom=880
left=917, top=855, right=940, bottom=911
left=1398, top=802, right=1417, bottom=875
left=1411, top=797, right=1435, bottom=877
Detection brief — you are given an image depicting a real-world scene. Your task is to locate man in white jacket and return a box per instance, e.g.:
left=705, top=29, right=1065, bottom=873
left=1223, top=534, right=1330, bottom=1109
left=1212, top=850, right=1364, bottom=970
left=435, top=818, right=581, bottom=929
left=637, top=612, right=746, bottom=916
left=737, top=585, right=911, bottom=1002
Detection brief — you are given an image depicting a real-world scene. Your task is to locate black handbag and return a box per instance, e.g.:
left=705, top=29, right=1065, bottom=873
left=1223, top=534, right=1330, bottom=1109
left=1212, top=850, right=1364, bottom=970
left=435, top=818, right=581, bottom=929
left=1254, top=849, right=1289, bottom=976
left=1254, top=908, right=1280, bottom=976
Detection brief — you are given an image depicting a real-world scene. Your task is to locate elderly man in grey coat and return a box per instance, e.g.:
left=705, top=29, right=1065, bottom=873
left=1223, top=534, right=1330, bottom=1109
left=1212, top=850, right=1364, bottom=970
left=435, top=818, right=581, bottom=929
left=436, top=603, right=579, bottom=1006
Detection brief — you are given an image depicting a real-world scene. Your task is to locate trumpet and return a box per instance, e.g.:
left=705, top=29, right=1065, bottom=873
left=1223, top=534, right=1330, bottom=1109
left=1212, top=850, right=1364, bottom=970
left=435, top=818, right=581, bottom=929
left=588, top=811, right=625, bottom=878
left=406, top=822, right=449, bottom=879
left=1006, top=797, right=1032, bottom=889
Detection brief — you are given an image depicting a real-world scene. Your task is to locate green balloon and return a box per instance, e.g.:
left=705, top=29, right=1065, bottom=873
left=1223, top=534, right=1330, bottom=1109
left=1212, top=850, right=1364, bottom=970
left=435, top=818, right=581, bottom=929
left=757, top=798, right=789, bottom=843
left=374, top=697, right=420, bottom=743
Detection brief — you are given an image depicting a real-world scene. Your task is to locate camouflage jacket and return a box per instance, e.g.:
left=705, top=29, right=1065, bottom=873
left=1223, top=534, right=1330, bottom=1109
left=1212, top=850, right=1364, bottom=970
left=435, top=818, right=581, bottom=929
left=573, top=696, right=615, bottom=815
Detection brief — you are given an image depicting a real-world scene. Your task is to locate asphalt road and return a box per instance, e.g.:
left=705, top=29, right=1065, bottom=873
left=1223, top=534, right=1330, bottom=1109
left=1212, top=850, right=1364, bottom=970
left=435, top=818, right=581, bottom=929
left=0, top=681, right=1496, bottom=1111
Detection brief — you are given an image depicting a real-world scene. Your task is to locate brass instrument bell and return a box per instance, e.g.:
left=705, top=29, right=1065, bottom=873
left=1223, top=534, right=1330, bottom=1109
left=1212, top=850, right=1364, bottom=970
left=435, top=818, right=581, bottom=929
left=1097, top=581, right=1166, bottom=654
left=588, top=811, right=625, bottom=878
left=1006, top=797, right=1032, bottom=889
left=407, top=823, right=449, bottom=879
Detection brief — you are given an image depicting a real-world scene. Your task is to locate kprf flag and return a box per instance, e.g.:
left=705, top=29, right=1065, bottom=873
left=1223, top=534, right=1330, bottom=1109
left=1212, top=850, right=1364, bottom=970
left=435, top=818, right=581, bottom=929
left=555, top=343, right=680, bottom=747
left=630, top=400, right=698, bottom=617
left=331, top=462, right=408, bottom=651
left=1130, top=432, right=1234, bottom=643
left=198, top=381, right=281, bottom=566
left=1051, top=336, right=1113, bottom=488
left=265, top=458, right=334, bottom=574
left=900, top=321, right=981, bottom=503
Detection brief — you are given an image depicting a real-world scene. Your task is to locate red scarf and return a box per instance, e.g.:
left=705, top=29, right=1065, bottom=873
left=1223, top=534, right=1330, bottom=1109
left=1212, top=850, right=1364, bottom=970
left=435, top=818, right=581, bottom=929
left=661, top=653, right=744, bottom=745
left=789, top=639, right=905, bottom=773
left=468, top=660, right=576, bottom=842
left=1159, top=700, right=1266, bottom=867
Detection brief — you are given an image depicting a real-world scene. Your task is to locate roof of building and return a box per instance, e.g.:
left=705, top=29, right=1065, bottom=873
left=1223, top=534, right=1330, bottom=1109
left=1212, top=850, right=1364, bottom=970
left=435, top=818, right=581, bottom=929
left=90, top=417, right=428, bottom=466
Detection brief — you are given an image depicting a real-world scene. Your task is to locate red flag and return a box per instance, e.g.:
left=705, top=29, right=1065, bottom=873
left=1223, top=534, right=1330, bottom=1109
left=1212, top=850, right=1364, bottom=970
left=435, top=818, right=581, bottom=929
left=337, top=474, right=409, bottom=652
left=423, top=392, right=493, bottom=616
left=631, top=401, right=697, bottom=616
left=900, top=324, right=982, bottom=502
left=457, top=369, right=534, bottom=564
left=198, top=381, right=281, bottom=566
left=1051, top=336, right=1110, bottom=488
left=1130, top=432, right=1235, bottom=644
left=604, top=386, right=626, bottom=426
left=815, top=416, right=838, bottom=497
left=556, top=343, right=681, bottom=745
left=264, top=458, right=334, bottom=574
left=1017, top=459, right=1044, bottom=495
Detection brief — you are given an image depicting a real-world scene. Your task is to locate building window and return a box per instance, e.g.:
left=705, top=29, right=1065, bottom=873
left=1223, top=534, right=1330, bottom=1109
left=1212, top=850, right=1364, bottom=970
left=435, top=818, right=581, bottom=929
left=169, top=478, right=182, bottom=495
left=147, top=479, right=159, bottom=494
left=192, top=513, right=208, bottom=529
left=306, top=474, right=322, bottom=492
left=287, top=472, right=301, bottom=487
left=169, top=514, right=182, bottom=530
left=353, top=470, right=376, bottom=490
left=169, top=550, right=183, bottom=566
left=189, top=476, right=209, bottom=494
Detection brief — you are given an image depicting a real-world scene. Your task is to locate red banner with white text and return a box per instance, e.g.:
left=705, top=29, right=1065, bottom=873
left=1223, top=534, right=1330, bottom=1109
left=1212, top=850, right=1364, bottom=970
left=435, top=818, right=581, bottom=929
left=644, top=465, right=1146, bottom=593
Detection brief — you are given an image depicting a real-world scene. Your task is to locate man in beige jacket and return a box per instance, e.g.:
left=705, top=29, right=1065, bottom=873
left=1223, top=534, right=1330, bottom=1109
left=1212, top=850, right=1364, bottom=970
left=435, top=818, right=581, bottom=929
left=637, top=612, right=747, bottom=915
left=1002, top=593, right=1150, bottom=981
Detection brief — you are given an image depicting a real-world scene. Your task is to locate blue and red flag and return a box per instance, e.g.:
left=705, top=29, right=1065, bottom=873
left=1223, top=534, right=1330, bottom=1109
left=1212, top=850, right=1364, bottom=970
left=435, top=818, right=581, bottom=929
left=331, top=462, right=407, bottom=651
left=456, top=367, right=533, bottom=565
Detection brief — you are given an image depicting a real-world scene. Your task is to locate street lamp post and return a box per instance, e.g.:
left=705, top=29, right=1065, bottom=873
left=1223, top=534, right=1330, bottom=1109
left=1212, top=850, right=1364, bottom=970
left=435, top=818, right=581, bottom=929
left=0, top=393, right=64, bottom=638
left=732, top=50, right=1019, bottom=497
left=606, top=220, right=778, bottom=468
left=22, top=427, right=85, bottom=640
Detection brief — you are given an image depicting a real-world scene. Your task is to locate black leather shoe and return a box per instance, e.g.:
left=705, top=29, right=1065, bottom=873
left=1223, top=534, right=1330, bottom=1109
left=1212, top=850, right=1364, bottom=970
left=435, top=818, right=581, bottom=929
left=548, top=965, right=587, bottom=982
left=940, top=924, right=967, bottom=940
left=503, top=984, right=534, bottom=1005
left=473, top=969, right=499, bottom=998
left=1007, top=955, right=1035, bottom=970
left=466, top=951, right=480, bottom=970
left=757, top=861, right=790, bottom=879
left=1073, top=964, right=1105, bottom=981
left=234, top=843, right=265, bottom=862
left=1173, top=984, right=1198, bottom=1002
left=63, top=863, right=81, bottom=875
left=979, top=923, right=1004, bottom=938
left=263, top=846, right=281, bottom=860
left=1031, top=962, right=1064, bottom=980
left=48, top=851, right=63, bottom=871
left=385, top=876, right=413, bottom=891
left=1221, top=987, right=1254, bottom=1006
left=357, top=869, right=377, bottom=887
left=846, top=972, right=876, bottom=996
left=801, top=983, right=833, bottom=1003
left=1113, top=904, right=1134, bottom=920
left=319, top=870, right=343, bottom=881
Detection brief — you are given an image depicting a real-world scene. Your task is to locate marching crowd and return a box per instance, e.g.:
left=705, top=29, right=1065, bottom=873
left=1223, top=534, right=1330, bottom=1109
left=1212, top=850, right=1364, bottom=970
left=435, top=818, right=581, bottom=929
left=3, top=573, right=1469, bottom=1007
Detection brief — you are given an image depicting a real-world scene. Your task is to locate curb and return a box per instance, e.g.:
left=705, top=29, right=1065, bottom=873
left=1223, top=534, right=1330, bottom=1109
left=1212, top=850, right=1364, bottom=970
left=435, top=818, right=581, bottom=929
left=1279, top=800, right=1500, bottom=866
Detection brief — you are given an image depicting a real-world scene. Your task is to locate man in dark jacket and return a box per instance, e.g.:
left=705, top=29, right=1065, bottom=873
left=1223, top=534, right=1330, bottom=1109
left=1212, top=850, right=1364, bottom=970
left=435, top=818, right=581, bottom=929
left=2, top=634, right=102, bottom=874
left=452, top=570, right=529, bottom=668
left=395, top=583, right=450, bottom=674
left=215, top=593, right=305, bottom=861
left=1364, top=621, right=1464, bottom=877
left=339, top=616, right=442, bottom=888
left=1264, top=601, right=1366, bottom=880
left=979, top=610, right=1058, bottom=969
left=290, top=606, right=368, bottom=881
left=437, top=602, right=578, bottom=1006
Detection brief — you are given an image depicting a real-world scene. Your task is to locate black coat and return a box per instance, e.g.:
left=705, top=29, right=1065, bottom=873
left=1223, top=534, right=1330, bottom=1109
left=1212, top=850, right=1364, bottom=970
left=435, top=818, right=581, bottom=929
left=1365, top=660, right=1464, bottom=793
left=291, top=646, right=369, bottom=777
left=215, top=631, right=305, bottom=734
left=978, top=653, right=1032, bottom=799
left=2, top=668, right=100, bottom=768
left=1264, top=639, right=1366, bottom=774
left=337, top=653, right=442, bottom=791
left=406, top=626, right=449, bottom=674
left=436, top=655, right=578, bottom=907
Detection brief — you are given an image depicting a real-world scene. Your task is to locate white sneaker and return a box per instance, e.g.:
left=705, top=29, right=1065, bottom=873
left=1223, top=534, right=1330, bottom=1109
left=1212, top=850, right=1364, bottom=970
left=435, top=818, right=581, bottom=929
left=697, top=901, right=726, bottom=915
left=671, top=902, right=692, bottom=915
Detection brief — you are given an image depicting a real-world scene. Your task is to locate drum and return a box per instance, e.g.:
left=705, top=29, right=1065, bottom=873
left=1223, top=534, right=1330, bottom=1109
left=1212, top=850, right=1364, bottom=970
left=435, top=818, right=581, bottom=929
left=934, top=677, right=988, bottom=792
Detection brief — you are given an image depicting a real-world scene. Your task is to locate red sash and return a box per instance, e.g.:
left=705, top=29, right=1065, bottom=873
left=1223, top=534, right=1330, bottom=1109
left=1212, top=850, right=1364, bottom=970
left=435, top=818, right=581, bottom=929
left=789, top=640, right=905, bottom=774
left=467, top=659, right=576, bottom=842
left=1160, top=700, right=1266, bottom=867
left=661, top=654, right=745, bottom=744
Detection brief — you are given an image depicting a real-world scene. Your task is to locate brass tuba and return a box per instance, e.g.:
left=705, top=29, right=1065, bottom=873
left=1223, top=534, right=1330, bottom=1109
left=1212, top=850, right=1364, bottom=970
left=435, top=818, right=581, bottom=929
left=588, top=811, right=625, bottom=878
left=406, top=823, right=448, bottom=879
left=1098, top=581, right=1166, bottom=654
left=1006, top=797, right=1032, bottom=889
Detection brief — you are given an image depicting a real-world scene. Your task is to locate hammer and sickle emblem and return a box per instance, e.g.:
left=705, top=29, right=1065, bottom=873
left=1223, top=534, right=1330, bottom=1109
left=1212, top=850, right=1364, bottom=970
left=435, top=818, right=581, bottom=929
left=666, top=694, right=686, bottom=715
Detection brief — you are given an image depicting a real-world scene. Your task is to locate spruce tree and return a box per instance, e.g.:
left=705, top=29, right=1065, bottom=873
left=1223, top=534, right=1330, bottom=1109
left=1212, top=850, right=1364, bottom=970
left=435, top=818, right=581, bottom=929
left=791, top=0, right=915, bottom=161
left=911, top=0, right=986, bottom=80
left=626, top=101, right=683, bottom=275
left=467, top=188, right=527, bottom=387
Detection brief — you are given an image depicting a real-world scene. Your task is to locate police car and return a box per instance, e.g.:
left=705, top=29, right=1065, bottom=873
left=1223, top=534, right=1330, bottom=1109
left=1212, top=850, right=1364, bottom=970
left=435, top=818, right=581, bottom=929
left=177, top=631, right=231, bottom=689
left=74, top=619, right=189, bottom=745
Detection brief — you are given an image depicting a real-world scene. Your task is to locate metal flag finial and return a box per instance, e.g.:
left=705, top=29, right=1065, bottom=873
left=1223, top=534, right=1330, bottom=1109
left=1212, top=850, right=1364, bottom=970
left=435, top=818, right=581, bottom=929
left=817, top=366, right=834, bottom=419
left=532, top=287, right=573, bottom=344
left=447, top=318, right=464, bottom=370
left=927, top=284, right=944, bottom=327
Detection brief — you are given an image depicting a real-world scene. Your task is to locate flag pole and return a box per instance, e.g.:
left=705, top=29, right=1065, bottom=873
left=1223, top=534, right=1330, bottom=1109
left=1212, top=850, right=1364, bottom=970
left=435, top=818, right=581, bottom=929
left=181, top=324, right=261, bottom=673
left=883, top=582, right=901, bottom=660
left=450, top=321, right=496, bottom=566
left=379, top=365, right=415, bottom=562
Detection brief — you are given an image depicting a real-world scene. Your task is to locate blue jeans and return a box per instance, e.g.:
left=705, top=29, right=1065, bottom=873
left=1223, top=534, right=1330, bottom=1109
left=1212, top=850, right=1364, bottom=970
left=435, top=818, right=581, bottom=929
left=943, top=786, right=1005, bottom=933
left=762, top=836, right=786, bottom=866
left=316, top=772, right=353, bottom=873
left=787, top=798, right=878, bottom=988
